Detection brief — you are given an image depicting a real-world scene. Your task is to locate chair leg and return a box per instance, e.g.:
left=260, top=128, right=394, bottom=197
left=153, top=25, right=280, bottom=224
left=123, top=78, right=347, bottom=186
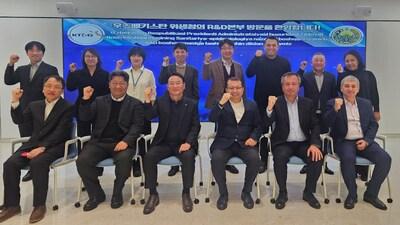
left=52, top=167, right=59, bottom=210
left=130, top=163, right=135, bottom=205
left=197, top=155, right=204, bottom=186
left=321, top=159, right=329, bottom=204
left=270, top=172, right=276, bottom=204
left=386, top=176, right=393, bottom=203
left=193, top=172, right=199, bottom=204
left=205, top=168, right=212, bottom=203
left=336, top=169, right=342, bottom=203
left=255, top=174, right=261, bottom=204
left=139, top=156, right=145, bottom=187
left=74, top=180, right=83, bottom=207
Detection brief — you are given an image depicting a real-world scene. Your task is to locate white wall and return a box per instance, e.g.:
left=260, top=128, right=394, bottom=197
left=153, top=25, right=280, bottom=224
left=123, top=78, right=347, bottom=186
left=1, top=1, right=400, bottom=138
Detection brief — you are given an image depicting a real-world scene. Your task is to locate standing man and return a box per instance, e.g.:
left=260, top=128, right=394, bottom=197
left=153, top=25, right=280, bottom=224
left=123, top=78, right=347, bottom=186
left=159, top=42, right=199, bottom=177
left=4, top=41, right=59, bottom=182
left=203, top=38, right=245, bottom=174
left=246, top=36, right=291, bottom=173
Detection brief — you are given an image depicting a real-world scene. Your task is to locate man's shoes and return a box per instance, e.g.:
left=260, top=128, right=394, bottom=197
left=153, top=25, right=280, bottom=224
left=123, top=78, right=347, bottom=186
left=225, top=165, right=239, bottom=174
left=344, top=195, right=357, bottom=209
left=29, top=205, right=46, bottom=224
left=300, top=165, right=308, bottom=174
left=22, top=170, right=33, bottom=182
left=168, top=166, right=180, bottom=177
left=241, top=192, right=254, bottom=209
left=83, top=194, right=106, bottom=211
left=303, top=192, right=321, bottom=209
left=363, top=194, right=387, bottom=210
left=110, top=194, right=123, bottom=209
left=217, top=195, right=228, bottom=210
left=275, top=192, right=288, bottom=209
left=0, top=205, right=5, bottom=211
left=143, top=194, right=159, bottom=215
left=182, top=193, right=193, bottom=213
left=0, top=206, right=21, bottom=223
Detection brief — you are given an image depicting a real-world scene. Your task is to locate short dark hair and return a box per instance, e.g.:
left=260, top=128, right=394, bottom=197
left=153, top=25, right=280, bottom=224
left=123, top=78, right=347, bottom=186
left=43, top=75, right=64, bottom=89
left=264, top=36, right=279, bottom=45
left=226, top=77, right=243, bottom=87
left=173, top=43, right=188, bottom=52
left=219, top=39, right=234, bottom=49
left=128, top=47, right=146, bottom=62
left=281, top=72, right=301, bottom=85
left=25, top=41, right=45, bottom=53
left=168, top=72, right=185, bottom=83
left=109, top=70, right=129, bottom=83
left=82, top=48, right=102, bottom=69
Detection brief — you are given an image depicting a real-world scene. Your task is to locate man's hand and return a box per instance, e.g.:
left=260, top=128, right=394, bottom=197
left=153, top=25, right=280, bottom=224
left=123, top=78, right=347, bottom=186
left=244, top=138, right=257, bottom=147
left=144, top=87, right=154, bottom=103
left=307, top=145, right=323, bottom=161
left=356, top=139, right=368, bottom=151
left=11, top=87, right=23, bottom=103
left=299, top=60, right=308, bottom=71
left=179, top=143, right=191, bottom=153
left=114, top=141, right=128, bottom=151
left=27, top=147, right=45, bottom=159
left=267, top=96, right=277, bottom=111
left=9, top=54, right=19, bottom=66
left=204, top=52, right=212, bottom=64
left=82, top=86, right=94, bottom=100
left=69, top=63, right=77, bottom=72
left=255, top=50, right=263, bottom=57
left=162, top=56, right=170, bottom=66
left=374, top=112, right=381, bottom=122
left=219, top=93, right=231, bottom=106
left=334, top=98, right=344, bottom=112
left=337, top=64, right=344, bottom=73
left=115, top=59, right=124, bottom=70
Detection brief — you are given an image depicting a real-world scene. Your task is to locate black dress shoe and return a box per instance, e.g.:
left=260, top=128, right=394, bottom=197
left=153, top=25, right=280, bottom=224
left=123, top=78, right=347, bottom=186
left=324, top=165, right=334, bottom=175
left=258, top=164, right=267, bottom=174
left=303, top=192, right=321, bottom=209
left=344, top=195, right=357, bottom=209
left=168, top=166, right=180, bottom=177
left=217, top=195, right=228, bottom=210
left=275, top=192, right=288, bottom=209
left=143, top=194, right=159, bottom=215
left=22, top=170, right=33, bottom=182
left=300, top=165, right=308, bottom=174
left=182, top=193, right=193, bottom=213
left=111, top=194, right=123, bottom=209
left=83, top=195, right=106, bottom=212
left=225, top=165, right=239, bottom=174
left=241, top=192, right=254, bottom=209
left=0, top=206, right=21, bottom=223
left=363, top=194, right=387, bottom=210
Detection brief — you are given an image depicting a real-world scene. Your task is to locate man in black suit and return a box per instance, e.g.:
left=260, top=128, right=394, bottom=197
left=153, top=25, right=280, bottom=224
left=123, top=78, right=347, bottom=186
left=324, top=75, right=391, bottom=210
left=4, top=41, right=59, bottom=182
left=142, top=73, right=200, bottom=215
left=209, top=77, right=261, bottom=210
left=297, top=52, right=337, bottom=175
left=266, top=72, right=323, bottom=210
left=0, top=76, right=73, bottom=224
left=159, top=43, right=199, bottom=177
left=76, top=71, right=144, bottom=211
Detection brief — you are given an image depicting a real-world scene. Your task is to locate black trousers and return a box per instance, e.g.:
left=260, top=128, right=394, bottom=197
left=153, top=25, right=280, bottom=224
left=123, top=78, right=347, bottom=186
left=3, top=145, right=63, bottom=207
left=273, top=141, right=323, bottom=194
left=211, top=142, right=260, bottom=195
left=144, top=143, right=195, bottom=190
left=76, top=141, right=134, bottom=199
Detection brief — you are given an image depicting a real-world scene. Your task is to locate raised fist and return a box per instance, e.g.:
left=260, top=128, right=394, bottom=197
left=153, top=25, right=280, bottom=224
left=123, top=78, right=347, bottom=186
left=219, top=93, right=231, bottom=105
left=163, top=56, right=170, bottom=65
left=334, top=98, right=343, bottom=112
left=336, top=64, right=344, bottom=73
left=11, top=87, right=23, bottom=103
left=267, top=96, right=278, bottom=111
left=299, top=60, right=308, bottom=71
left=204, top=52, right=212, bottom=64
left=255, top=50, right=263, bottom=57
left=9, top=54, right=20, bottom=65
left=69, top=63, right=77, bottom=72
left=82, top=86, right=94, bottom=100
left=115, top=59, right=124, bottom=70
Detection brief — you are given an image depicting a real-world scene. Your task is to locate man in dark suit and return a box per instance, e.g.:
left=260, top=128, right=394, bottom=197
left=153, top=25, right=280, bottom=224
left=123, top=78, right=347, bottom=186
left=159, top=42, right=199, bottom=177
left=0, top=76, right=73, bottom=224
left=209, top=77, right=261, bottom=210
left=297, top=52, right=337, bottom=175
left=324, top=75, right=391, bottom=210
left=76, top=71, right=144, bottom=211
left=266, top=72, right=323, bottom=210
left=4, top=41, right=59, bottom=182
left=142, top=73, right=200, bottom=215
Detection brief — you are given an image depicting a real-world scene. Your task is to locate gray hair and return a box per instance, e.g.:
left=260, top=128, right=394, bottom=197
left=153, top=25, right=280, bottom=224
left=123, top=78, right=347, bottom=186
left=281, top=72, right=301, bottom=85
left=340, top=75, right=360, bottom=88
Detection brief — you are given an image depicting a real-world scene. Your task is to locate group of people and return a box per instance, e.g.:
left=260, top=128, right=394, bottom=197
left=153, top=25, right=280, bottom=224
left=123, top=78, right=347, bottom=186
left=0, top=37, right=391, bottom=223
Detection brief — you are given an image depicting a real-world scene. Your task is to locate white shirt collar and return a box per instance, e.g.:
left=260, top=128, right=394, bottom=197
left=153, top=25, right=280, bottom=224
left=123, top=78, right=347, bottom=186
left=45, top=97, right=60, bottom=106
left=284, top=96, right=298, bottom=104
left=31, top=60, right=42, bottom=67
left=111, top=94, right=126, bottom=102
left=344, top=98, right=357, bottom=107
left=222, top=58, right=233, bottom=66
left=176, top=62, right=186, bottom=67
left=131, top=65, right=144, bottom=72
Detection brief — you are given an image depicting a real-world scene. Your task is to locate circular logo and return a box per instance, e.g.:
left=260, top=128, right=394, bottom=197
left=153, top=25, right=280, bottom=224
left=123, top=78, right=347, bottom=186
left=67, top=23, right=105, bottom=45
left=329, top=26, right=364, bottom=46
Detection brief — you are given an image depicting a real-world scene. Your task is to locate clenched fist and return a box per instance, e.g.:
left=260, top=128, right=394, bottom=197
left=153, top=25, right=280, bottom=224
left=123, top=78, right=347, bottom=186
left=255, top=50, right=263, bottom=57
left=334, top=98, right=343, bottom=112
left=336, top=64, right=344, bottom=73
left=82, top=86, right=94, bottom=100
left=11, top=87, right=23, bottom=103
left=9, top=54, right=20, bottom=66
left=162, top=56, right=170, bottom=65
left=144, top=87, right=154, bottom=103
left=115, top=59, right=124, bottom=70
left=219, top=93, right=231, bottom=106
left=267, top=96, right=278, bottom=111
left=69, top=63, right=77, bottom=72
left=204, top=52, right=212, bottom=64
left=299, top=60, right=308, bottom=71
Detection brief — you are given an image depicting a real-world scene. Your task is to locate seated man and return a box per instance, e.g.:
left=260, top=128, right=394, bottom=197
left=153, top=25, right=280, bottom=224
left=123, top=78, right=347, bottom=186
left=0, top=75, right=73, bottom=223
left=209, top=77, right=261, bottom=210
left=266, top=72, right=323, bottom=210
left=76, top=70, right=144, bottom=211
left=142, top=73, right=200, bottom=215
left=324, top=75, right=391, bottom=210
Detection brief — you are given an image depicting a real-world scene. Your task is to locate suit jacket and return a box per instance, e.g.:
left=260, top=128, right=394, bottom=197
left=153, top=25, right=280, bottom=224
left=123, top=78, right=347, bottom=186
left=324, top=97, right=378, bottom=145
left=159, top=64, right=199, bottom=101
left=203, top=59, right=245, bottom=109
left=144, top=94, right=200, bottom=151
left=10, top=98, right=73, bottom=152
left=4, top=62, right=59, bottom=109
left=79, top=95, right=144, bottom=147
left=266, top=96, right=321, bottom=148
left=209, top=98, right=262, bottom=151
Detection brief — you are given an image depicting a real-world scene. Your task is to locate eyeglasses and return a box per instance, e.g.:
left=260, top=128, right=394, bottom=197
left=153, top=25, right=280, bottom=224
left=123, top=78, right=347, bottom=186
left=44, top=85, right=63, bottom=90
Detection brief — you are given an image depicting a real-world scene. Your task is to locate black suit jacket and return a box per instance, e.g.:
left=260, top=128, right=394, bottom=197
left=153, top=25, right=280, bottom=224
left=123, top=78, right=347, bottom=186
left=324, top=97, right=378, bottom=145
left=144, top=94, right=200, bottom=150
left=209, top=98, right=262, bottom=151
left=10, top=98, right=73, bottom=151
left=266, top=96, right=321, bottom=148
left=159, top=64, right=199, bottom=101
left=79, top=95, right=144, bottom=147
left=4, top=62, right=59, bottom=109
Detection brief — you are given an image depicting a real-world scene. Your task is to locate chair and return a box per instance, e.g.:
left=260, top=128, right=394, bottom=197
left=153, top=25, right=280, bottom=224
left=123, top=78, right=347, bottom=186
left=204, top=132, right=262, bottom=205
left=74, top=134, right=145, bottom=207
left=139, top=134, right=203, bottom=205
left=10, top=123, right=79, bottom=211
left=321, top=133, right=393, bottom=204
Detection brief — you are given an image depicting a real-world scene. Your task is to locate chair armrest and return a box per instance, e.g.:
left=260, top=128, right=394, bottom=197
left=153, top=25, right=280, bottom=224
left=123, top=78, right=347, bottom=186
left=375, top=134, right=386, bottom=149
left=79, top=136, right=91, bottom=150
left=62, top=138, right=80, bottom=161
left=11, top=137, right=30, bottom=154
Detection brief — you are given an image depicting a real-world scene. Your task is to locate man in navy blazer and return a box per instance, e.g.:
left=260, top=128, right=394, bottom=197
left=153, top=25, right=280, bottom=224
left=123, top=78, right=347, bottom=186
left=324, top=75, right=391, bottom=210
left=209, top=77, right=261, bottom=210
